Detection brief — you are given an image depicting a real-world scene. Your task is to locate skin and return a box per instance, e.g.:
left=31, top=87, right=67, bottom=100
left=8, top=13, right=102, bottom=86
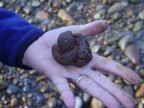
left=22, top=20, right=142, bottom=108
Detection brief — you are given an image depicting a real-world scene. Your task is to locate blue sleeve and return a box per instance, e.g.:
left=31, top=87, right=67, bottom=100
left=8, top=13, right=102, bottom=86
left=0, top=8, right=44, bottom=69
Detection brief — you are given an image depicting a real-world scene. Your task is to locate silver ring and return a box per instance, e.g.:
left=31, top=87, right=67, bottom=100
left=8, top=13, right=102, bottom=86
left=76, top=75, right=87, bottom=85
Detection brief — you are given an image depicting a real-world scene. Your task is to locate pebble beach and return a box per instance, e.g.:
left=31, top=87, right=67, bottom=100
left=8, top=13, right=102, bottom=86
left=0, top=0, right=144, bottom=108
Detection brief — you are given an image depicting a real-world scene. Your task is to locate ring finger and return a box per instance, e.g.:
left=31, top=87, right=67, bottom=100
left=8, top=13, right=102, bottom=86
left=74, top=75, right=120, bottom=108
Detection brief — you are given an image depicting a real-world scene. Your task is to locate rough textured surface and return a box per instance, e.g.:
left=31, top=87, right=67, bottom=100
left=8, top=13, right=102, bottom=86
left=52, top=31, right=92, bottom=67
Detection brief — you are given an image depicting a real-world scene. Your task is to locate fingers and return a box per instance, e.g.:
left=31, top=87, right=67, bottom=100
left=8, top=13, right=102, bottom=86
left=70, top=20, right=108, bottom=35
left=86, top=70, right=135, bottom=108
left=90, top=54, right=142, bottom=84
left=53, top=20, right=108, bottom=36
left=51, top=76, right=75, bottom=108
left=76, top=76, right=120, bottom=108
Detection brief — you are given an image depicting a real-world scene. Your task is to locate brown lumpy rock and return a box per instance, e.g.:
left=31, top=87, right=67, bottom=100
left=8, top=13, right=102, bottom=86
left=52, top=31, right=92, bottom=67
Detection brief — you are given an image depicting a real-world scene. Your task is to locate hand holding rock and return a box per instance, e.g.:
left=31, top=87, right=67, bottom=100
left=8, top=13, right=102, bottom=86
left=52, top=31, right=92, bottom=67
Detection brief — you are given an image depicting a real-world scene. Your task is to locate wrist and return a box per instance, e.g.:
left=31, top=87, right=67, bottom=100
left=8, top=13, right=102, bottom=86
left=16, top=32, right=44, bottom=69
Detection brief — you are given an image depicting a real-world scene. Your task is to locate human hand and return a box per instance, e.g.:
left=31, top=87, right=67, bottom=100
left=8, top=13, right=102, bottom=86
left=22, top=20, right=142, bottom=108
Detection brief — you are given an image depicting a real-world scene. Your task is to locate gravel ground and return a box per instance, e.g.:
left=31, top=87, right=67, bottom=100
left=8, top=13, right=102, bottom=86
left=0, top=0, right=144, bottom=108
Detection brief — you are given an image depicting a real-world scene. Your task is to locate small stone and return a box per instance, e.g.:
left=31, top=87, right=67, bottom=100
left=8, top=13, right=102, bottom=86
left=58, top=9, right=74, bottom=25
left=31, top=92, right=45, bottom=106
left=41, top=20, right=50, bottom=26
left=118, top=34, right=134, bottom=51
left=69, top=83, right=76, bottom=89
left=47, top=97, right=57, bottom=108
left=22, top=73, right=29, bottom=78
left=52, top=0, right=61, bottom=8
left=10, top=97, right=18, bottom=107
left=19, top=69, right=25, bottom=74
left=121, top=57, right=131, bottom=65
left=136, top=83, right=144, bottom=98
left=141, top=98, right=144, bottom=104
left=128, top=23, right=134, bottom=30
left=134, top=41, right=144, bottom=50
left=103, top=46, right=114, bottom=56
left=21, top=96, right=27, bottom=104
left=43, top=93, right=50, bottom=100
left=23, top=85, right=30, bottom=92
left=82, top=93, right=91, bottom=103
left=13, top=78, right=19, bottom=85
left=23, top=6, right=32, bottom=14
left=40, top=85, right=49, bottom=93
left=0, top=80, right=7, bottom=91
left=36, top=11, right=48, bottom=20
left=75, top=96, right=83, bottom=108
left=0, top=2, right=4, bottom=7
left=139, top=9, right=144, bottom=20
left=31, top=80, right=37, bottom=88
left=89, top=39, right=96, bottom=47
left=114, top=77, right=122, bottom=84
left=36, top=75, right=47, bottom=82
left=90, top=98, right=104, bottom=108
left=108, top=31, right=134, bottom=44
left=31, top=1, right=40, bottom=7
left=0, top=104, right=3, bottom=108
left=102, top=0, right=107, bottom=4
left=93, top=13, right=101, bottom=19
left=41, top=105, right=49, bottom=108
left=29, top=70, right=38, bottom=75
left=108, top=74, right=116, bottom=82
left=112, top=13, right=121, bottom=20
left=92, top=45, right=101, bottom=53
left=133, top=21, right=143, bottom=32
left=3, top=99, right=8, bottom=104
left=138, top=103, right=144, bottom=108
left=66, top=0, right=72, bottom=3
left=108, top=2, right=128, bottom=14
left=96, top=4, right=105, bottom=11
left=6, top=84, right=19, bottom=95
left=136, top=29, right=144, bottom=39
left=123, top=85, right=134, bottom=97
left=126, top=8, right=133, bottom=17
left=27, top=98, right=33, bottom=107
left=125, top=44, right=140, bottom=64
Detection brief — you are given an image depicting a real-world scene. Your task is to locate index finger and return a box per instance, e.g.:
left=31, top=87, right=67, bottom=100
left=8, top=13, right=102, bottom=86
left=52, top=20, right=108, bottom=36
left=90, top=54, right=142, bottom=84
left=71, top=20, right=108, bottom=36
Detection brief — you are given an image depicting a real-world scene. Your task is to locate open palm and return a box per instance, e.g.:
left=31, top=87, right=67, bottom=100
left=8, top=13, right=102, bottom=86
left=23, top=20, right=142, bottom=108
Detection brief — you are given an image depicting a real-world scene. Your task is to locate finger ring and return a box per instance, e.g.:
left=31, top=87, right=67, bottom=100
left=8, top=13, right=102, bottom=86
left=76, top=75, right=87, bottom=85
